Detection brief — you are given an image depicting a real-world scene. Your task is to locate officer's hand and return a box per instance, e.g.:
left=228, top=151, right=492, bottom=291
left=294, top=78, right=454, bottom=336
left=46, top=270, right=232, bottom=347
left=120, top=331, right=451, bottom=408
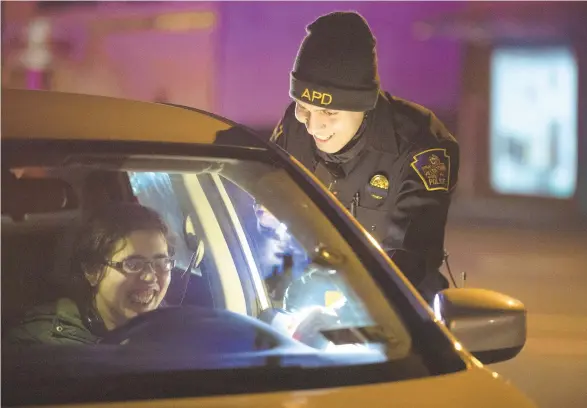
left=291, top=306, right=340, bottom=349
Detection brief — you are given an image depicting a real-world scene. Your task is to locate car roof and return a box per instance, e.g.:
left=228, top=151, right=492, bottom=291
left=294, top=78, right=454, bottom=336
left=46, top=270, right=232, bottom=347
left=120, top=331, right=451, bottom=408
left=1, top=88, right=264, bottom=147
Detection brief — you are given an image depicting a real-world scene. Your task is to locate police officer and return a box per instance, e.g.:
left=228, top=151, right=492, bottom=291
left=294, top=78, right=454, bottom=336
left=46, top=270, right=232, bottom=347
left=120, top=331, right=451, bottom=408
left=270, top=11, right=460, bottom=304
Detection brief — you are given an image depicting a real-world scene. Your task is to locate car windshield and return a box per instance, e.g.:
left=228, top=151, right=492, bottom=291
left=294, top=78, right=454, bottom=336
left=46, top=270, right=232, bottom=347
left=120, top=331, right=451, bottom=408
left=2, top=139, right=464, bottom=406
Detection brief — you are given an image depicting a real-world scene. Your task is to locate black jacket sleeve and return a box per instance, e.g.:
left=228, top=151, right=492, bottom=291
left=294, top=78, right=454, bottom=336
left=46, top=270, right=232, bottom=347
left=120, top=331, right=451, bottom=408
left=382, top=132, right=459, bottom=289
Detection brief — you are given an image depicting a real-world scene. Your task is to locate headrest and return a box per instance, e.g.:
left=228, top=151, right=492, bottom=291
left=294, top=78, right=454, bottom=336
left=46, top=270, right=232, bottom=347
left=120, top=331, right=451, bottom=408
left=2, top=172, right=78, bottom=221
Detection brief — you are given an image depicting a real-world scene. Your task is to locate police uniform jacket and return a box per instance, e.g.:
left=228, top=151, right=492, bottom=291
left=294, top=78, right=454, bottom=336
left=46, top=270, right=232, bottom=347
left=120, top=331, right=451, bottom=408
left=270, top=92, right=459, bottom=298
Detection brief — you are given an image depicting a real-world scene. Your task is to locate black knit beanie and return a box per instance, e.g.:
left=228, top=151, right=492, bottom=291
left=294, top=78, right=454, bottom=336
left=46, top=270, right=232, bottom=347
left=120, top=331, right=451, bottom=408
left=290, top=11, right=379, bottom=112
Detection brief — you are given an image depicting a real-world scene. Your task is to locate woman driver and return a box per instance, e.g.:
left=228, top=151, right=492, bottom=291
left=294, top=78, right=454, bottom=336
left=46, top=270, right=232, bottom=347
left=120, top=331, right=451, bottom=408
left=7, top=203, right=174, bottom=345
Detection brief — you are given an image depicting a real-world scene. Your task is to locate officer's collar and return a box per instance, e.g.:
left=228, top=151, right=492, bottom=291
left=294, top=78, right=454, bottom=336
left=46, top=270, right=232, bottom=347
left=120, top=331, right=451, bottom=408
left=315, top=110, right=370, bottom=166
left=313, top=91, right=399, bottom=177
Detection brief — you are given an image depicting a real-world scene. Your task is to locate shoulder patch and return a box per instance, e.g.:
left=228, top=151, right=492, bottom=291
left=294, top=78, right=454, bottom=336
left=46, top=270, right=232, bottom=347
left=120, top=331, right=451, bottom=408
left=410, top=148, right=450, bottom=191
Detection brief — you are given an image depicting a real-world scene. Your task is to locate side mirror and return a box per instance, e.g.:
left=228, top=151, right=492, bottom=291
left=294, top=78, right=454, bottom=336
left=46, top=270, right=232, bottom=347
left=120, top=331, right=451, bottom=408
left=433, top=288, right=526, bottom=365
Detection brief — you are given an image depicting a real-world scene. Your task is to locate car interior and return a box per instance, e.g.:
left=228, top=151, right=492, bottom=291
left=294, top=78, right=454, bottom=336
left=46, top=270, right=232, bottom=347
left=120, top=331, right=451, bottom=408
left=1, top=166, right=213, bottom=337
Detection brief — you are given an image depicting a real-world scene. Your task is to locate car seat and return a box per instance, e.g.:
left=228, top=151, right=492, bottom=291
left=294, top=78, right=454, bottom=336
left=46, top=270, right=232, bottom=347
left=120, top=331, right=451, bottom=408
left=1, top=169, right=80, bottom=333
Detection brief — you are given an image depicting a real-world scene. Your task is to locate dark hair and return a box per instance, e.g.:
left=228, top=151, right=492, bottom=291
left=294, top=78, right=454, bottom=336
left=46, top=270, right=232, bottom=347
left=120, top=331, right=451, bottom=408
left=71, top=202, right=174, bottom=303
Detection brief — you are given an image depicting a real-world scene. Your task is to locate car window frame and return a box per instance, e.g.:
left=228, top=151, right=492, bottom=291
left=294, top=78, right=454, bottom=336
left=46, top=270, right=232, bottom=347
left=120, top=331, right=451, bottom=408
left=203, top=173, right=271, bottom=314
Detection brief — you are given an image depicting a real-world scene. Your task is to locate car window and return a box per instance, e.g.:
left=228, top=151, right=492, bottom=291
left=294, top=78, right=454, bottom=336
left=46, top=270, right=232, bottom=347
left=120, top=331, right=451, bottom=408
left=2, top=144, right=465, bottom=406
left=127, top=169, right=389, bottom=326
left=127, top=165, right=400, bottom=335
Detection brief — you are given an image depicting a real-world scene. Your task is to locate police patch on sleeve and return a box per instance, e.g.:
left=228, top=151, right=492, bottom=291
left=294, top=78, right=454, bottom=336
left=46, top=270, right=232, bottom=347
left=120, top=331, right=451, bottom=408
left=410, top=148, right=450, bottom=191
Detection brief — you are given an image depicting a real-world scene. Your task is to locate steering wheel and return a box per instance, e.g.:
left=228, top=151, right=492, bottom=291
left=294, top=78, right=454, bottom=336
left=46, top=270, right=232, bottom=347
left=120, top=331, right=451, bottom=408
left=101, top=306, right=303, bottom=353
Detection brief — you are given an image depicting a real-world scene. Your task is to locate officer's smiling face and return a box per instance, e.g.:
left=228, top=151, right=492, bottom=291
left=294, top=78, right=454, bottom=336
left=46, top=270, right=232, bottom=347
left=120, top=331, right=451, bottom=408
left=294, top=99, right=364, bottom=154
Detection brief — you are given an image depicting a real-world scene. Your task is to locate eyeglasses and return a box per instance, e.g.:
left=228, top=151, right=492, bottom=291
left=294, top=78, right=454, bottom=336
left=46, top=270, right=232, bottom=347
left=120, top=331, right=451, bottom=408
left=104, top=257, right=175, bottom=275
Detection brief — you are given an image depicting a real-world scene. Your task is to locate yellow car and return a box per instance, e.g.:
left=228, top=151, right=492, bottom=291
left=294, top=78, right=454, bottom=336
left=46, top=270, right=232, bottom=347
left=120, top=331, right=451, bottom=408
left=1, top=89, right=535, bottom=407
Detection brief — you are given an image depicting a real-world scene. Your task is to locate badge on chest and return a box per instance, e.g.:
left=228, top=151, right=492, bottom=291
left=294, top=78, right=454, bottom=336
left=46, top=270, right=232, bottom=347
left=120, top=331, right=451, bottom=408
left=366, top=173, right=390, bottom=200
